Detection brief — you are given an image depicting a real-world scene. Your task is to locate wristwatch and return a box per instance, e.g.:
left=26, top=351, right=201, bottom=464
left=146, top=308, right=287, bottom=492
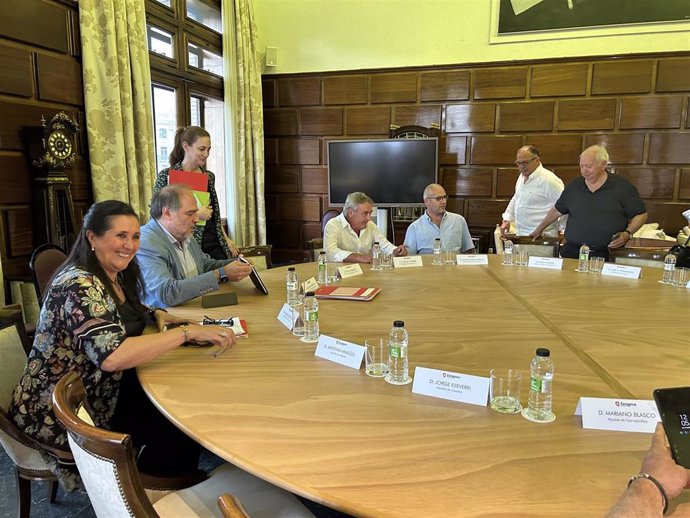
left=217, top=267, right=229, bottom=284
left=623, top=229, right=633, bottom=240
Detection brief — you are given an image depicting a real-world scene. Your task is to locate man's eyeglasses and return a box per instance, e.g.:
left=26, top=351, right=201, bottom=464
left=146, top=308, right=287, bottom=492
left=425, top=195, right=448, bottom=202
left=515, top=157, right=538, bottom=167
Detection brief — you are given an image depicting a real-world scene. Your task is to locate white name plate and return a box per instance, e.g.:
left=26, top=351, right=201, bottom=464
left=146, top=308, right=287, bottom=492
left=314, top=335, right=365, bottom=369
left=456, top=254, right=489, bottom=265
left=393, top=255, right=423, bottom=268
left=338, top=263, right=363, bottom=278
left=601, top=263, right=641, bottom=279
left=302, top=277, right=319, bottom=293
left=277, top=303, right=298, bottom=330
left=412, top=367, right=490, bottom=406
left=528, top=256, right=563, bottom=270
left=575, top=397, right=659, bottom=433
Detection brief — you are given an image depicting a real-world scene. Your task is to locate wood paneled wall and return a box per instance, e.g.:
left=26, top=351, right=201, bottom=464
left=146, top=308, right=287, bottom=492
left=0, top=0, right=90, bottom=281
left=263, top=53, right=690, bottom=263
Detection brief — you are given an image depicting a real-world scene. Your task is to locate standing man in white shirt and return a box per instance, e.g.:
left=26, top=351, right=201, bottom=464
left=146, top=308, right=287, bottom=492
left=500, top=146, right=565, bottom=238
left=324, top=192, right=407, bottom=263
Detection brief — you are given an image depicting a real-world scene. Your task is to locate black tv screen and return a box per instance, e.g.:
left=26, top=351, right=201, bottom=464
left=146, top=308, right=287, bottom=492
left=327, top=138, right=438, bottom=207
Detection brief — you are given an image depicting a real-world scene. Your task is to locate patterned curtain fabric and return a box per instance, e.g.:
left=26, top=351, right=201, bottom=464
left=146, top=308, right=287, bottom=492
left=224, top=0, right=266, bottom=246
left=78, top=0, right=156, bottom=223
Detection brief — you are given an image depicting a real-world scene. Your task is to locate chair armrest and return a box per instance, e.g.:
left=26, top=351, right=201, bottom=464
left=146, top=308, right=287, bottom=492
left=218, top=494, right=251, bottom=518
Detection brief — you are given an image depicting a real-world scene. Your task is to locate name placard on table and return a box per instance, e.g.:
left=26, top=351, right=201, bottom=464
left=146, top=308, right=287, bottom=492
left=314, top=335, right=365, bottom=369
left=393, top=255, right=424, bottom=268
left=601, top=263, right=641, bottom=279
left=528, top=256, right=563, bottom=270
left=338, top=263, right=363, bottom=278
left=456, top=254, right=489, bottom=266
left=302, top=277, right=320, bottom=293
left=276, top=303, right=298, bottom=330
left=412, top=367, right=489, bottom=406
left=575, top=397, right=659, bottom=433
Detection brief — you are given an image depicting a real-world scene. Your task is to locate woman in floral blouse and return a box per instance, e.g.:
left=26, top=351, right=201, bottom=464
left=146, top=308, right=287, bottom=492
left=155, top=125, right=239, bottom=260
left=9, top=200, right=234, bottom=489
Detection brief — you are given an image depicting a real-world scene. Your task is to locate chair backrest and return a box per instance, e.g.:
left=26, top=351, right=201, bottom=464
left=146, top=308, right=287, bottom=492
left=320, top=209, right=340, bottom=235
left=237, top=245, right=273, bottom=270
left=29, top=243, right=67, bottom=300
left=508, top=235, right=560, bottom=258
left=52, top=372, right=159, bottom=518
left=609, top=245, right=669, bottom=269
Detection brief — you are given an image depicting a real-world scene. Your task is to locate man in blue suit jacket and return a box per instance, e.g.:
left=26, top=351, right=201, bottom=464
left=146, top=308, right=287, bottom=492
left=138, top=185, right=253, bottom=307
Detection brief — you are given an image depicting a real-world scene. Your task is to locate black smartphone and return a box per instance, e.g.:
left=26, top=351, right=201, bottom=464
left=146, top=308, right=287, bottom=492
left=653, top=386, right=690, bottom=468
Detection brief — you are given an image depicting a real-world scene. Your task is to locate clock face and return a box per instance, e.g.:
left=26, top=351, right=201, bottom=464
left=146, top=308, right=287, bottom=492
left=47, top=130, right=73, bottom=160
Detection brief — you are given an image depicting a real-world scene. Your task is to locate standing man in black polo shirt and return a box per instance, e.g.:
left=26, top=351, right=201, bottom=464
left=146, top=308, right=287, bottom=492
left=530, top=145, right=647, bottom=260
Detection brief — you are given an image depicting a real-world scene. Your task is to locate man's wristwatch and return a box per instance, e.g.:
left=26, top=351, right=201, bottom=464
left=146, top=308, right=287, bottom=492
left=217, top=267, right=229, bottom=283
left=623, top=229, right=633, bottom=240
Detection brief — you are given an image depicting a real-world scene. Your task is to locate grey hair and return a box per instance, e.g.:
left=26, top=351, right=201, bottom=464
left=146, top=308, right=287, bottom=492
left=581, top=145, right=609, bottom=163
left=150, top=184, right=193, bottom=220
left=423, top=183, right=444, bottom=199
left=343, top=192, right=373, bottom=213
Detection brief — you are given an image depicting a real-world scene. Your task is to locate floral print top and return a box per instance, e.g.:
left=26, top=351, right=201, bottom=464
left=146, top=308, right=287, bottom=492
left=9, top=266, right=127, bottom=454
left=155, top=164, right=231, bottom=259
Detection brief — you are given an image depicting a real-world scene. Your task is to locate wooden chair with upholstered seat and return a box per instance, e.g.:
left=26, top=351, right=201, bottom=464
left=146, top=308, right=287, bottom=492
left=608, top=237, right=674, bottom=269
left=29, top=243, right=67, bottom=301
left=52, top=371, right=317, bottom=518
left=237, top=245, right=273, bottom=271
left=307, top=209, right=341, bottom=261
left=0, top=305, right=63, bottom=518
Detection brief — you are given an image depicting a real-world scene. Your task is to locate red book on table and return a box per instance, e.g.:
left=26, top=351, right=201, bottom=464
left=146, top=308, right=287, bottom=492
left=314, top=286, right=380, bottom=301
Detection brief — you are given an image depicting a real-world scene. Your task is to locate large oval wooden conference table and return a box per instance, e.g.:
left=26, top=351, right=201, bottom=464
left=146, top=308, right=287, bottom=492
left=138, top=255, right=690, bottom=517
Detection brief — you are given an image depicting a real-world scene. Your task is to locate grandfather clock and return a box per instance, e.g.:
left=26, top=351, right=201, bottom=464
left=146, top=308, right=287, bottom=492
left=23, top=112, right=80, bottom=250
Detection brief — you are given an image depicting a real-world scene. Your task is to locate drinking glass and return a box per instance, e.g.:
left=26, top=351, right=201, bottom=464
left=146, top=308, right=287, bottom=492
left=364, top=338, right=389, bottom=377
left=489, top=369, right=522, bottom=414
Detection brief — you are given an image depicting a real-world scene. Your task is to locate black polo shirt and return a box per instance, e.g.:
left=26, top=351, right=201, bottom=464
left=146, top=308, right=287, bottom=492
left=555, top=173, right=646, bottom=251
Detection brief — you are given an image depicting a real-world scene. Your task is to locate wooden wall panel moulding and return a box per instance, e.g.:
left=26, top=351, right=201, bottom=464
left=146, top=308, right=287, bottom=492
left=496, top=168, right=517, bottom=198
left=277, top=194, right=321, bottom=222
left=370, top=73, right=417, bottom=104
left=344, top=106, right=391, bottom=135
left=656, top=58, right=690, bottom=93
left=443, top=168, right=493, bottom=197
left=266, top=221, right=301, bottom=249
left=584, top=133, right=645, bottom=164
left=36, top=53, right=83, bottom=105
left=265, top=166, right=299, bottom=193
left=262, top=79, right=276, bottom=107
left=299, top=108, right=343, bottom=136
left=277, top=138, right=320, bottom=165
left=591, top=60, right=653, bottom=95
left=0, top=0, right=69, bottom=53
left=0, top=156, right=32, bottom=204
left=439, top=136, right=466, bottom=166
left=498, top=101, right=554, bottom=133
left=444, top=197, right=465, bottom=216
left=420, top=70, right=470, bottom=102
left=264, top=138, right=278, bottom=164
left=265, top=194, right=278, bottom=220
left=445, top=103, right=495, bottom=133
left=525, top=134, right=582, bottom=165
left=530, top=63, right=588, bottom=98
left=302, top=222, right=322, bottom=245
left=679, top=169, right=690, bottom=200
left=264, top=109, right=299, bottom=136
left=278, top=77, right=321, bottom=106
left=300, top=167, right=327, bottom=194
left=0, top=46, right=33, bottom=97
left=619, top=96, right=683, bottom=130
left=66, top=157, right=91, bottom=201
left=323, top=76, right=368, bottom=105
left=392, top=104, right=442, bottom=129
left=0, top=103, right=79, bottom=151
left=648, top=133, right=690, bottom=164
left=5, top=207, right=33, bottom=257
left=551, top=166, right=582, bottom=187
left=469, top=135, right=522, bottom=165
left=615, top=168, right=675, bottom=199
left=644, top=201, right=689, bottom=233
left=557, top=99, right=616, bottom=131
left=465, top=199, right=506, bottom=227
left=473, top=67, right=527, bottom=100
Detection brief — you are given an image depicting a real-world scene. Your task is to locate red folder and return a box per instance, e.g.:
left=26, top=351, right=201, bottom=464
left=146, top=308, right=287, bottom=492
left=168, top=169, right=209, bottom=192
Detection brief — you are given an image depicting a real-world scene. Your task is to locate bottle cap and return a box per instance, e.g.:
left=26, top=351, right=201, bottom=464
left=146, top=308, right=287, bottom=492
left=319, top=251, right=325, bottom=255
left=536, top=347, right=550, bottom=357
left=288, top=267, right=295, bottom=271
left=393, top=320, right=405, bottom=327
left=305, top=291, right=315, bottom=297
left=374, top=241, right=379, bottom=244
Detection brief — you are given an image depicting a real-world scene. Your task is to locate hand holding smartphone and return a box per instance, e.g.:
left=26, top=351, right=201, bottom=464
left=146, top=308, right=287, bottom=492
left=653, top=386, right=690, bottom=469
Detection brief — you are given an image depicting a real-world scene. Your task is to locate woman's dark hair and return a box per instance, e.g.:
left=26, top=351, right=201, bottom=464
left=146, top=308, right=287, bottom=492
left=168, top=126, right=210, bottom=166
left=54, top=200, right=145, bottom=308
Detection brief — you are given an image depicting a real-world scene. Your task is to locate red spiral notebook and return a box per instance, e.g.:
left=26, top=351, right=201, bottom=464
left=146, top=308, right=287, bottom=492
left=314, top=286, right=380, bottom=301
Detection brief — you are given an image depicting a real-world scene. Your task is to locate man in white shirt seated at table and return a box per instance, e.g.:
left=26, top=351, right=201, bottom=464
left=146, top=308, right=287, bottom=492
left=323, top=191, right=407, bottom=263
left=403, top=183, right=474, bottom=254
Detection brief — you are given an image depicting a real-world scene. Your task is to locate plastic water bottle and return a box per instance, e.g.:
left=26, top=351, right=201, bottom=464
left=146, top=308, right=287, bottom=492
left=385, top=320, right=409, bottom=385
left=371, top=241, right=381, bottom=270
left=503, top=240, right=514, bottom=265
left=317, top=251, right=327, bottom=285
left=523, top=348, right=555, bottom=423
left=286, top=267, right=299, bottom=307
left=577, top=244, right=590, bottom=272
left=662, top=253, right=677, bottom=284
left=432, top=238, right=442, bottom=265
left=301, top=291, right=319, bottom=343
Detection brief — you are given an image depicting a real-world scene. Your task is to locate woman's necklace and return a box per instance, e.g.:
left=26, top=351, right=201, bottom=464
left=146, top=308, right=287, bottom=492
left=111, top=275, right=125, bottom=302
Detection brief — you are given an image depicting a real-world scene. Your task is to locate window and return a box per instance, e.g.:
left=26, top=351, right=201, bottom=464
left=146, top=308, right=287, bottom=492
left=186, top=0, right=221, bottom=33
left=151, top=0, right=171, bottom=6
left=159, top=128, right=167, bottom=139
left=147, top=25, right=174, bottom=58
left=152, top=85, right=177, bottom=172
left=188, top=42, right=223, bottom=76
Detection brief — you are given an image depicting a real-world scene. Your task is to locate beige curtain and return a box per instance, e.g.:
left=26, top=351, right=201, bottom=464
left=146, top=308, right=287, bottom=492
left=79, top=0, right=156, bottom=223
left=223, top=0, right=266, bottom=246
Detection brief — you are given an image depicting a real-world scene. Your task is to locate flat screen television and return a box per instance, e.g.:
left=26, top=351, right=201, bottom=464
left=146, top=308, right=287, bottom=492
left=327, top=138, right=438, bottom=207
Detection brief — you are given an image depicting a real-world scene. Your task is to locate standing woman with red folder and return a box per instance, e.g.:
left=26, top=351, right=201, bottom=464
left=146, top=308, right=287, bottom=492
left=154, top=126, right=239, bottom=260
